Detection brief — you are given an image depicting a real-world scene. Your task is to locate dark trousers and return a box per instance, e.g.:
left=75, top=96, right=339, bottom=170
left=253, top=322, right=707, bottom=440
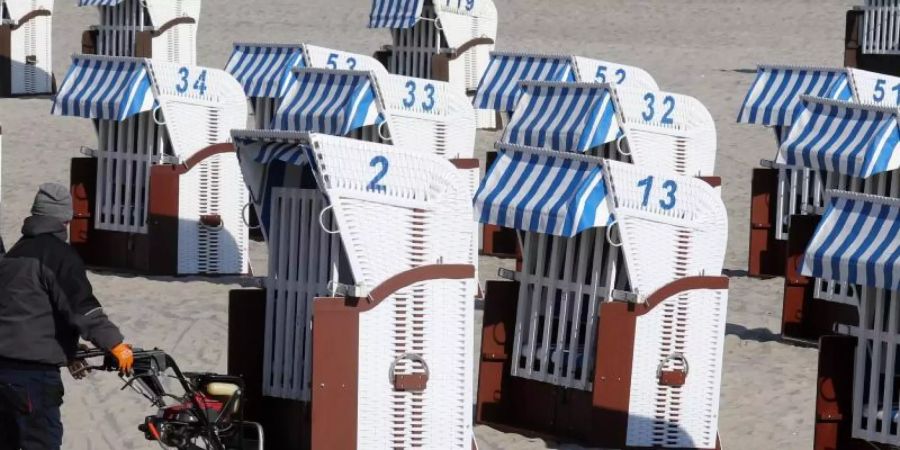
left=0, top=369, right=63, bottom=450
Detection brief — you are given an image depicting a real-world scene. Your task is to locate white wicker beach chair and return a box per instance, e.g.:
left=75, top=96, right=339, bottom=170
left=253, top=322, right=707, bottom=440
left=273, top=67, right=475, bottom=158
left=772, top=96, right=900, bottom=303
left=855, top=0, right=900, bottom=55
left=232, top=130, right=477, bottom=448
left=473, top=52, right=659, bottom=129
left=474, top=143, right=727, bottom=448
left=739, top=65, right=900, bottom=280
left=369, top=0, right=498, bottom=129
left=225, top=43, right=389, bottom=129
left=51, top=54, right=248, bottom=275
left=78, top=0, right=200, bottom=63
left=0, top=0, right=53, bottom=96
left=801, top=190, right=900, bottom=447
left=501, top=81, right=715, bottom=176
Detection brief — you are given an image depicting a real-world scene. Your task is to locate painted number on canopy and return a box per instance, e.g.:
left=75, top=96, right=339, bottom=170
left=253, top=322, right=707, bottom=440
left=327, top=53, right=357, bottom=70
left=641, top=93, right=675, bottom=124
left=595, top=66, right=627, bottom=84
left=873, top=79, right=900, bottom=104
left=176, top=67, right=208, bottom=95
left=403, top=80, right=437, bottom=111
left=368, top=156, right=389, bottom=192
left=637, top=175, right=678, bottom=210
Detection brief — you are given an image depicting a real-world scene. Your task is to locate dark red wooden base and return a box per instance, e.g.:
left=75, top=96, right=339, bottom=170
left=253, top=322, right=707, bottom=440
left=228, top=289, right=311, bottom=450
left=748, top=168, right=786, bottom=278
left=476, top=278, right=726, bottom=449
left=780, top=215, right=859, bottom=343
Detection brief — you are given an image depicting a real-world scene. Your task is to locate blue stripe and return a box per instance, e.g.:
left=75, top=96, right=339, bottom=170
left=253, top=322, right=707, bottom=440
left=504, top=83, right=619, bottom=153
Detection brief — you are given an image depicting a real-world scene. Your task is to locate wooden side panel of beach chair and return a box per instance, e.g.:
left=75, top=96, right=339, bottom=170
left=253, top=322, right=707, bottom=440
left=613, top=87, right=717, bottom=177
left=510, top=229, right=625, bottom=391
left=378, top=74, right=476, bottom=158
left=94, top=113, right=165, bottom=234
left=799, top=191, right=900, bottom=447
left=262, top=187, right=343, bottom=401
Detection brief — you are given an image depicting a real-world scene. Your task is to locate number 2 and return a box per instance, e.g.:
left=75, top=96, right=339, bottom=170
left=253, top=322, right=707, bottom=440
left=661, top=96, right=675, bottom=125
left=368, top=156, right=389, bottom=192
left=176, top=67, right=189, bottom=93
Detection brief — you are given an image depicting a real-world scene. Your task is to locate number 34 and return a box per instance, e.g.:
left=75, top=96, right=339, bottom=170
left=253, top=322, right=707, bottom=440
left=176, top=67, right=208, bottom=95
left=637, top=175, right=677, bottom=210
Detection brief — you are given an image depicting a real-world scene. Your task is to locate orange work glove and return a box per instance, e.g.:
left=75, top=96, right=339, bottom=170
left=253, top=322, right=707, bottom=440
left=110, top=343, right=134, bottom=375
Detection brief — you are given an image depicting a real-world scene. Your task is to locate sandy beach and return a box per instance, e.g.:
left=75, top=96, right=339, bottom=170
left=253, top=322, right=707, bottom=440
left=0, top=1, right=857, bottom=448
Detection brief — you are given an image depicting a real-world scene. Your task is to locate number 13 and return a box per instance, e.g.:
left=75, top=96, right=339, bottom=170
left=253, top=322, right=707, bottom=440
left=637, top=175, right=678, bottom=210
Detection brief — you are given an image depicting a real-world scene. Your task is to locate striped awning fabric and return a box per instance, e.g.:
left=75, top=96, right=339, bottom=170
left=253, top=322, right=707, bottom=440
left=273, top=69, right=385, bottom=135
left=368, top=0, right=424, bottom=28
left=77, top=0, right=126, bottom=6
left=473, top=52, right=577, bottom=113
left=802, top=191, right=900, bottom=291
left=233, top=132, right=315, bottom=235
left=779, top=97, right=900, bottom=178
left=250, top=140, right=312, bottom=166
left=737, top=66, right=850, bottom=126
left=51, top=55, right=154, bottom=121
left=225, top=44, right=306, bottom=99
left=474, top=144, right=611, bottom=237
left=503, top=81, right=621, bottom=153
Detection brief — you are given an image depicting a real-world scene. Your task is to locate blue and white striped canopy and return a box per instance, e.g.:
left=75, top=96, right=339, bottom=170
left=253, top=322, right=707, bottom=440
left=225, top=44, right=306, bottom=99
left=473, top=53, right=577, bottom=113
left=503, top=82, right=621, bottom=153
left=368, top=0, right=424, bottom=28
left=737, top=66, right=850, bottom=126
left=78, top=0, right=126, bottom=6
left=802, top=191, right=900, bottom=292
left=234, top=135, right=316, bottom=235
left=273, top=69, right=385, bottom=135
left=51, top=56, right=154, bottom=121
left=779, top=98, right=900, bottom=178
left=474, top=145, right=611, bottom=237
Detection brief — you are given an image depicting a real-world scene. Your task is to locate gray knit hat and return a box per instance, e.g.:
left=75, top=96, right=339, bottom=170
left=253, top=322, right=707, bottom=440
left=31, top=183, right=73, bottom=222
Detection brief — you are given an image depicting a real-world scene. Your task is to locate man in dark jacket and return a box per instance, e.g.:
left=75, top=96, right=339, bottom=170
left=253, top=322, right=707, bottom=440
left=0, top=183, right=133, bottom=450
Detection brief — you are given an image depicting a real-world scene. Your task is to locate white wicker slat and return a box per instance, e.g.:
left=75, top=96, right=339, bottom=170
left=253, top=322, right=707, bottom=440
left=626, top=287, right=727, bottom=449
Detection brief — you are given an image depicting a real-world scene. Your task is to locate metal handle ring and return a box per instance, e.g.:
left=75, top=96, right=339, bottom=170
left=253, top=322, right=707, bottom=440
left=388, top=353, right=430, bottom=384
left=318, top=205, right=340, bottom=235
left=656, top=352, right=689, bottom=379
left=605, top=219, right=623, bottom=247
left=152, top=105, right=166, bottom=126
left=241, top=203, right=261, bottom=230
left=376, top=121, right=390, bottom=142
left=615, top=134, right=631, bottom=156
left=199, top=218, right=225, bottom=232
